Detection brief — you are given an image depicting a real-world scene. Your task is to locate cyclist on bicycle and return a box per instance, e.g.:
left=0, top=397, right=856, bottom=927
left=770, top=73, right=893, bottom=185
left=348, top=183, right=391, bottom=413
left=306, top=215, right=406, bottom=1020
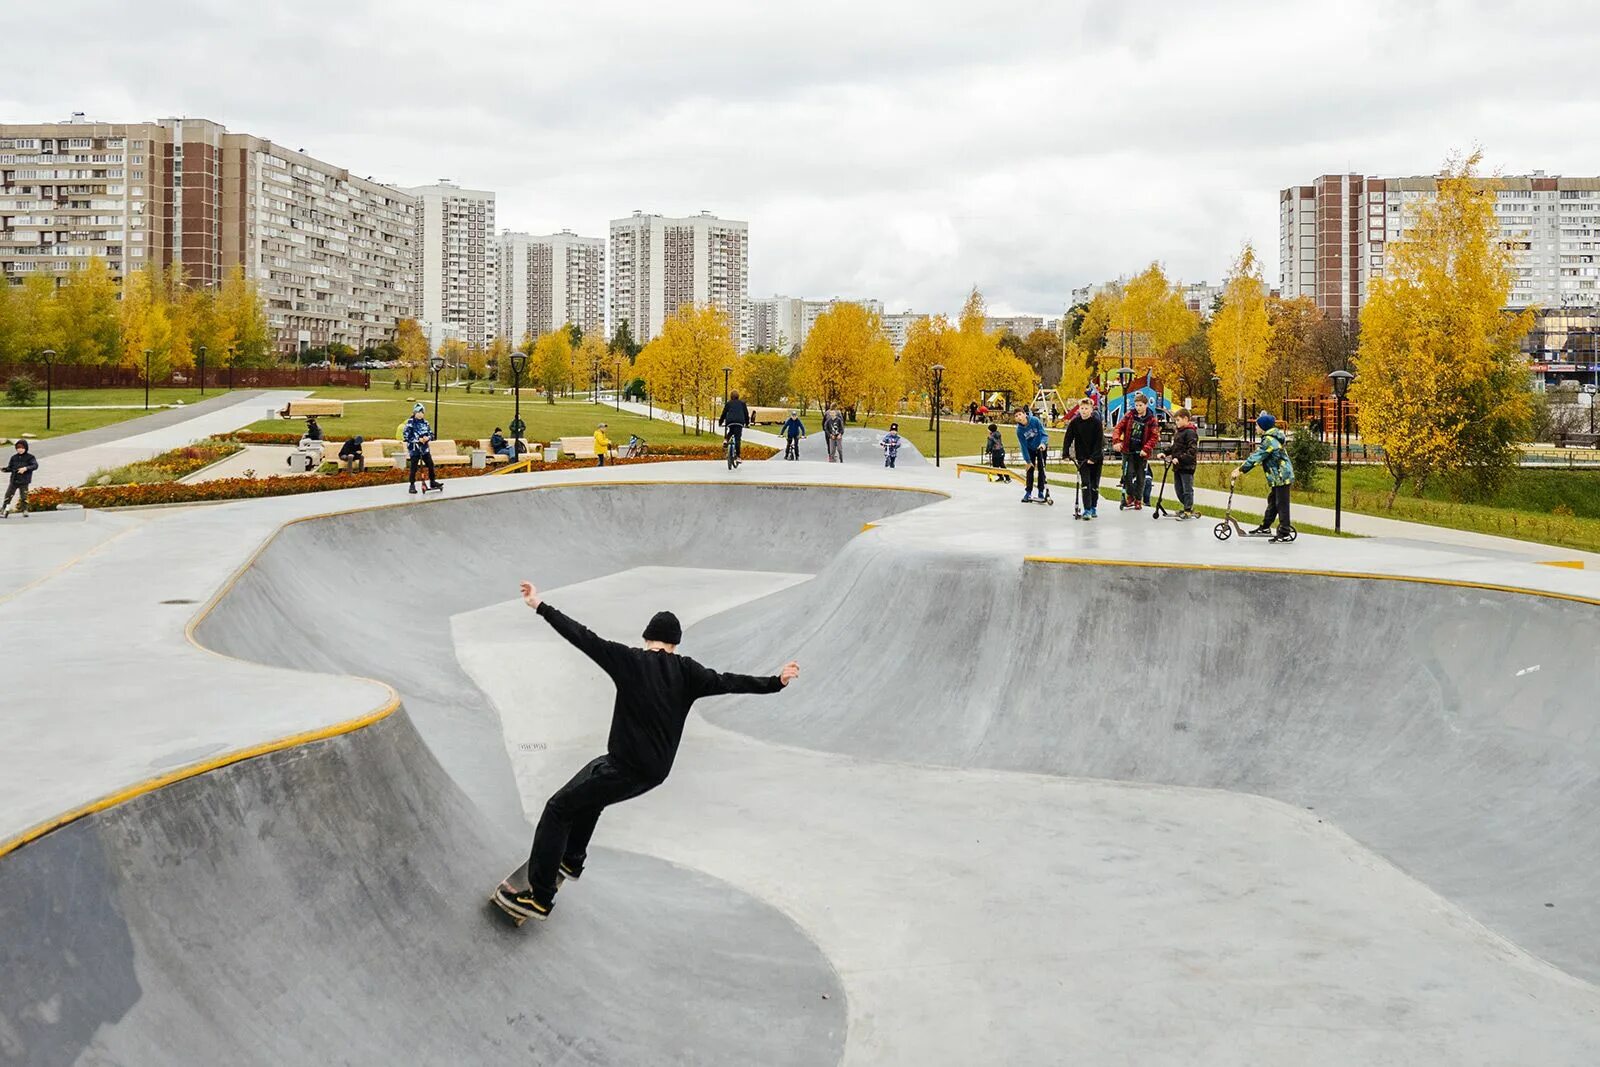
left=779, top=410, right=806, bottom=460
left=719, top=390, right=751, bottom=464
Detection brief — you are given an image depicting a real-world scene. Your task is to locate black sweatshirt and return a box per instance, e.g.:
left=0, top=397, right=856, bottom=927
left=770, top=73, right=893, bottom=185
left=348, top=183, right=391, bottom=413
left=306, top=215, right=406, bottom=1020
left=1061, top=413, right=1104, bottom=463
left=537, top=602, right=782, bottom=782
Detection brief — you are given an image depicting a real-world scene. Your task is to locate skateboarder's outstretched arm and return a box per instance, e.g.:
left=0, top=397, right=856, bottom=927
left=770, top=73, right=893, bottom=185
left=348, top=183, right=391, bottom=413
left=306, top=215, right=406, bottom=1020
left=521, top=582, right=629, bottom=677
left=690, top=659, right=800, bottom=699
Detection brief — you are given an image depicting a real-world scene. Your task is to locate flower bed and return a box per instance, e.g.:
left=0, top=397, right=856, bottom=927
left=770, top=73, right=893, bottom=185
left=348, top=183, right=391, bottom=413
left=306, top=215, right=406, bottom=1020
left=27, top=451, right=742, bottom=511
left=85, top=441, right=244, bottom=486
left=220, top=431, right=776, bottom=461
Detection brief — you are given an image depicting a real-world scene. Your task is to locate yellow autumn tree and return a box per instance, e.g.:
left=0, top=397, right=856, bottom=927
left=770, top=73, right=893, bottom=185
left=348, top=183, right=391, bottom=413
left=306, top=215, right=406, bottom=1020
left=529, top=328, right=572, bottom=403
left=941, top=288, right=1035, bottom=413
left=899, top=314, right=957, bottom=425
left=54, top=256, right=120, bottom=364
left=1265, top=294, right=1325, bottom=400
left=1108, top=264, right=1198, bottom=383
left=393, top=317, right=431, bottom=386
left=635, top=304, right=736, bottom=432
left=792, top=302, right=896, bottom=420
left=1209, top=243, right=1271, bottom=423
left=735, top=352, right=792, bottom=407
left=1354, top=151, right=1536, bottom=501
left=119, top=266, right=177, bottom=376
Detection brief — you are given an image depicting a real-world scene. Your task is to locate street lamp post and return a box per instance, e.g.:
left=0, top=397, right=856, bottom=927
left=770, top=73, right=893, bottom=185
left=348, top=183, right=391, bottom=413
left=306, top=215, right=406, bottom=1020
left=144, top=349, right=153, bottom=410
left=1177, top=376, right=1187, bottom=412
left=41, top=349, right=55, bottom=430
left=227, top=345, right=236, bottom=391
left=1115, top=365, right=1135, bottom=425
left=931, top=363, right=945, bottom=467
left=1209, top=375, right=1221, bottom=437
left=615, top=357, right=623, bottom=412
left=723, top=366, right=732, bottom=409
left=198, top=345, right=207, bottom=397
left=1284, top=376, right=1292, bottom=426
left=1328, top=370, right=1355, bottom=534
left=509, top=351, right=528, bottom=449
left=429, top=354, right=445, bottom=433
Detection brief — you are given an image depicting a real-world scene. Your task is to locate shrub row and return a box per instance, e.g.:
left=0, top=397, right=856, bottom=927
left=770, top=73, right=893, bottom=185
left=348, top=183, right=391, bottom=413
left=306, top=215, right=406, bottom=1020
left=28, top=452, right=736, bottom=511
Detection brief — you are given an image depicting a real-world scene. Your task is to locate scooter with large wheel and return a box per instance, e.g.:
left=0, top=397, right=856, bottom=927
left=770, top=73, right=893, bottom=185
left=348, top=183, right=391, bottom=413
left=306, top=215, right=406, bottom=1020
left=1150, top=461, right=1172, bottom=519
left=1213, top=484, right=1296, bottom=542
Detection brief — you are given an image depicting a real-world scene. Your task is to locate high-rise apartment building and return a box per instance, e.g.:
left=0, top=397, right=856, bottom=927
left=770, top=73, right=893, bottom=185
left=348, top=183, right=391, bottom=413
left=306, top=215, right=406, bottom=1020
left=985, top=315, right=1045, bottom=337
left=609, top=211, right=749, bottom=350
left=402, top=180, right=496, bottom=345
left=881, top=311, right=928, bottom=354
left=746, top=295, right=803, bottom=352
left=0, top=115, right=415, bottom=353
left=498, top=230, right=604, bottom=345
left=1279, top=171, right=1600, bottom=320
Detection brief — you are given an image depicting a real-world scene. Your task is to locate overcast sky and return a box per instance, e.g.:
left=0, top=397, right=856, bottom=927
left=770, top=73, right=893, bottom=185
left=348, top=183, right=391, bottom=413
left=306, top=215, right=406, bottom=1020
left=8, top=0, right=1598, bottom=317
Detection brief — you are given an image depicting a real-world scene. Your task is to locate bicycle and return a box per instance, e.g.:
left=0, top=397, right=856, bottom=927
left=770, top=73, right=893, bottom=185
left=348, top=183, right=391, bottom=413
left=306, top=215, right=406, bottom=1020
left=724, top=426, right=742, bottom=469
left=623, top=435, right=649, bottom=459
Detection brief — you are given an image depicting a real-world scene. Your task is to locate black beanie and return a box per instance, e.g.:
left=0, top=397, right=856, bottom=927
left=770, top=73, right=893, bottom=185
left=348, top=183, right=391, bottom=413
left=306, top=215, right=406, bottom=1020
left=642, top=611, right=682, bottom=645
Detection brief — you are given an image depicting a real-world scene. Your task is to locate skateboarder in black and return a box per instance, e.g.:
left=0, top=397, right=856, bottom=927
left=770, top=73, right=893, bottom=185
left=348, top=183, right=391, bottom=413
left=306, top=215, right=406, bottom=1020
left=496, top=581, right=800, bottom=922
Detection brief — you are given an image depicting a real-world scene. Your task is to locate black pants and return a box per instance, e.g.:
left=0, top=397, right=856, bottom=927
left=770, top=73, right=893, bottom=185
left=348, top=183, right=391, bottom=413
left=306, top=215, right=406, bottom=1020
left=3, top=481, right=27, bottom=513
left=726, top=424, right=744, bottom=458
left=1263, top=484, right=1292, bottom=534
left=1026, top=446, right=1048, bottom=494
left=1075, top=461, right=1101, bottom=510
left=1174, top=469, right=1194, bottom=511
left=528, top=755, right=658, bottom=903
left=408, top=451, right=437, bottom=487
left=1123, top=455, right=1147, bottom=505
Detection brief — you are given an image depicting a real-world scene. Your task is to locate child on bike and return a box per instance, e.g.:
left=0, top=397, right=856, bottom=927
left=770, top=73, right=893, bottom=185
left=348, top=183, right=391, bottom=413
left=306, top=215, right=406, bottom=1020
left=779, top=411, right=806, bottom=460
left=880, top=423, right=904, bottom=468
left=719, top=390, right=751, bottom=463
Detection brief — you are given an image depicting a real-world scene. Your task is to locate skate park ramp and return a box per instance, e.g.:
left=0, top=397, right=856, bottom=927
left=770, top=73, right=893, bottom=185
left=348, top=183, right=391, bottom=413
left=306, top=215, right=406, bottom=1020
left=1, top=483, right=934, bottom=1067
left=773, top=426, right=928, bottom=465
left=694, top=533, right=1600, bottom=983
left=8, top=476, right=1600, bottom=1064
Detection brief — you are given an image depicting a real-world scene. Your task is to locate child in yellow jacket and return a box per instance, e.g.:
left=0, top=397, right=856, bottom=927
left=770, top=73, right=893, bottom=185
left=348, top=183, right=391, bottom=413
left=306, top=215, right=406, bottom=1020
left=594, top=424, right=614, bottom=466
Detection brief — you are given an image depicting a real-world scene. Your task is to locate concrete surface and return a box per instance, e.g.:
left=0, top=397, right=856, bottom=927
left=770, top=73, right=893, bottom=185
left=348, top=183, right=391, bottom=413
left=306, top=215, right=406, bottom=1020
left=4, top=460, right=1600, bottom=1063
left=32, top=391, right=307, bottom=489
left=4, top=390, right=273, bottom=455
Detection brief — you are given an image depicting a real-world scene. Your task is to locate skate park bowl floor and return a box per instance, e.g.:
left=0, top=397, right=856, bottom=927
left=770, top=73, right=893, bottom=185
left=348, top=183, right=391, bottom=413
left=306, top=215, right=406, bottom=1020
left=6, top=473, right=1600, bottom=1064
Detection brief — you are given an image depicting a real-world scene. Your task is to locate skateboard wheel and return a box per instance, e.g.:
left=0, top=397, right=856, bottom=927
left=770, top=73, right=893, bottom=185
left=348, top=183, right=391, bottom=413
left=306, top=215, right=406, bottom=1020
left=1213, top=522, right=1231, bottom=541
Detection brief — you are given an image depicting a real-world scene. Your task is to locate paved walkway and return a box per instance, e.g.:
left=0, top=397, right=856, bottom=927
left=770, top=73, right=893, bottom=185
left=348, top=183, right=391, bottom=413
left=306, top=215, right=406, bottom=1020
left=32, top=391, right=307, bottom=489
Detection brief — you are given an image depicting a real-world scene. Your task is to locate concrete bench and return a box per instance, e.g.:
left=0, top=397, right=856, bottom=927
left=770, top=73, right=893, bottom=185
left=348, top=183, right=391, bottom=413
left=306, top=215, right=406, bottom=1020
left=558, top=436, right=598, bottom=460
left=285, top=399, right=345, bottom=418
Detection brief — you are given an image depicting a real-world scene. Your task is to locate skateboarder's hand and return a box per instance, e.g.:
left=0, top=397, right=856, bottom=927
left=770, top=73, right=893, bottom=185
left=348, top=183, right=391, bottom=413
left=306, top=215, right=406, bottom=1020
left=520, top=581, right=541, bottom=610
left=779, top=662, right=800, bottom=686
left=1229, top=469, right=1241, bottom=483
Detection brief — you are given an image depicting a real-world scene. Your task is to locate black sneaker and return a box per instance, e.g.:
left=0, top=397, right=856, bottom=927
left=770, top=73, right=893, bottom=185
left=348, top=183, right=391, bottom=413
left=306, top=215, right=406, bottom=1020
left=498, top=886, right=552, bottom=921
left=409, top=485, right=418, bottom=494
left=1268, top=532, right=1294, bottom=543
left=558, top=860, right=583, bottom=885
left=1247, top=525, right=1271, bottom=535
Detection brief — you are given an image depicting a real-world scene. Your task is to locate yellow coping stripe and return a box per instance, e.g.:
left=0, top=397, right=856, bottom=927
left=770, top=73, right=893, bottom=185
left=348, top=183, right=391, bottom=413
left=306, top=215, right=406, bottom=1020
left=1538, top=560, right=1586, bottom=570
left=2, top=475, right=941, bottom=861
left=1024, top=555, right=1600, bottom=608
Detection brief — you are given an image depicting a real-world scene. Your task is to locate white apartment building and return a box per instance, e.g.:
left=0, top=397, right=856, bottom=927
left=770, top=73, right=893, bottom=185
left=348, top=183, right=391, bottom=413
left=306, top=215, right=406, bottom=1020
left=985, top=314, right=1045, bottom=336
left=881, top=311, right=928, bottom=353
left=403, top=180, right=496, bottom=345
left=609, top=210, right=749, bottom=350
left=498, top=230, right=605, bottom=345
left=747, top=295, right=804, bottom=352
left=1279, top=171, right=1600, bottom=320
left=1, top=115, right=415, bottom=353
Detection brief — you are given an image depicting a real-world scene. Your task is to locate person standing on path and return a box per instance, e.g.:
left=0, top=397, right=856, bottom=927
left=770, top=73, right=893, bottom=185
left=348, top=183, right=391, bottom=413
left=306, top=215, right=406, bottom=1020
left=1062, top=397, right=1104, bottom=518
left=402, top=402, right=442, bottom=494
left=3, top=440, right=38, bottom=517
left=1112, top=394, right=1160, bottom=511
left=1232, top=412, right=1297, bottom=542
left=1163, top=409, right=1200, bottom=519
left=1014, top=408, right=1050, bottom=502
left=822, top=403, right=845, bottom=463
left=497, top=581, right=800, bottom=922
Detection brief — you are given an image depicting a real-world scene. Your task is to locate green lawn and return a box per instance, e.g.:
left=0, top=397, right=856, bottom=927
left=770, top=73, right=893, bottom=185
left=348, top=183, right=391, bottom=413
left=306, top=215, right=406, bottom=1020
left=253, top=389, right=679, bottom=444
left=0, top=387, right=219, bottom=439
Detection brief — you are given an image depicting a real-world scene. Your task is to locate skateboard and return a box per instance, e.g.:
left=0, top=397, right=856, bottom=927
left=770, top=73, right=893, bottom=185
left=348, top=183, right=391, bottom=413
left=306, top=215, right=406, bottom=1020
left=489, top=862, right=536, bottom=927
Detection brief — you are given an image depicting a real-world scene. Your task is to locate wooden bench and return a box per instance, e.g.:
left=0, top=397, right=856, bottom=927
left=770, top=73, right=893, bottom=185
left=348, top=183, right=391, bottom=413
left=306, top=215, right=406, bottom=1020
left=558, top=436, right=599, bottom=460
left=427, top=440, right=472, bottom=466
left=285, top=399, right=345, bottom=418
left=362, top=440, right=397, bottom=469
left=478, top=439, right=532, bottom=464
left=955, top=462, right=1017, bottom=483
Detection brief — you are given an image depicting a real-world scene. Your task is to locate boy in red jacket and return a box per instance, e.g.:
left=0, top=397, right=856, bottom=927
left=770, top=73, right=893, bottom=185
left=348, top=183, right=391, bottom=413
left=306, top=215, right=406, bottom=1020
left=1112, top=394, right=1160, bottom=511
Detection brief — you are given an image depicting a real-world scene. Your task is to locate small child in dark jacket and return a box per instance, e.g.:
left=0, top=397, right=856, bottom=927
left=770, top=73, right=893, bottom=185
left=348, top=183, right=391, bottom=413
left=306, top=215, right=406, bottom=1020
left=1163, top=408, right=1200, bottom=519
left=3, top=439, right=38, bottom=517
left=986, top=423, right=1006, bottom=468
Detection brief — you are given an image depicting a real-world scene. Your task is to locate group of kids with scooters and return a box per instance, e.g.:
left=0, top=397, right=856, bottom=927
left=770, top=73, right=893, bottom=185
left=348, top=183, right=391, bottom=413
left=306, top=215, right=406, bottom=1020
left=993, top=394, right=1297, bottom=542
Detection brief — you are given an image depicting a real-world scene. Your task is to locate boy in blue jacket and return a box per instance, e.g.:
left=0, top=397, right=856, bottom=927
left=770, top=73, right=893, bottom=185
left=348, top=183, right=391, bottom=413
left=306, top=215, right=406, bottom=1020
left=779, top=411, right=806, bottom=460
left=1013, top=408, right=1050, bottom=502
left=880, top=423, right=903, bottom=468
left=1232, top=411, right=1297, bottom=542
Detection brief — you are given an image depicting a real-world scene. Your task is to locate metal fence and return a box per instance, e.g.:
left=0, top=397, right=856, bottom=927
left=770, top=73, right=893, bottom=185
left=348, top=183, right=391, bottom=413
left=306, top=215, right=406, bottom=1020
left=0, top=363, right=370, bottom=390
